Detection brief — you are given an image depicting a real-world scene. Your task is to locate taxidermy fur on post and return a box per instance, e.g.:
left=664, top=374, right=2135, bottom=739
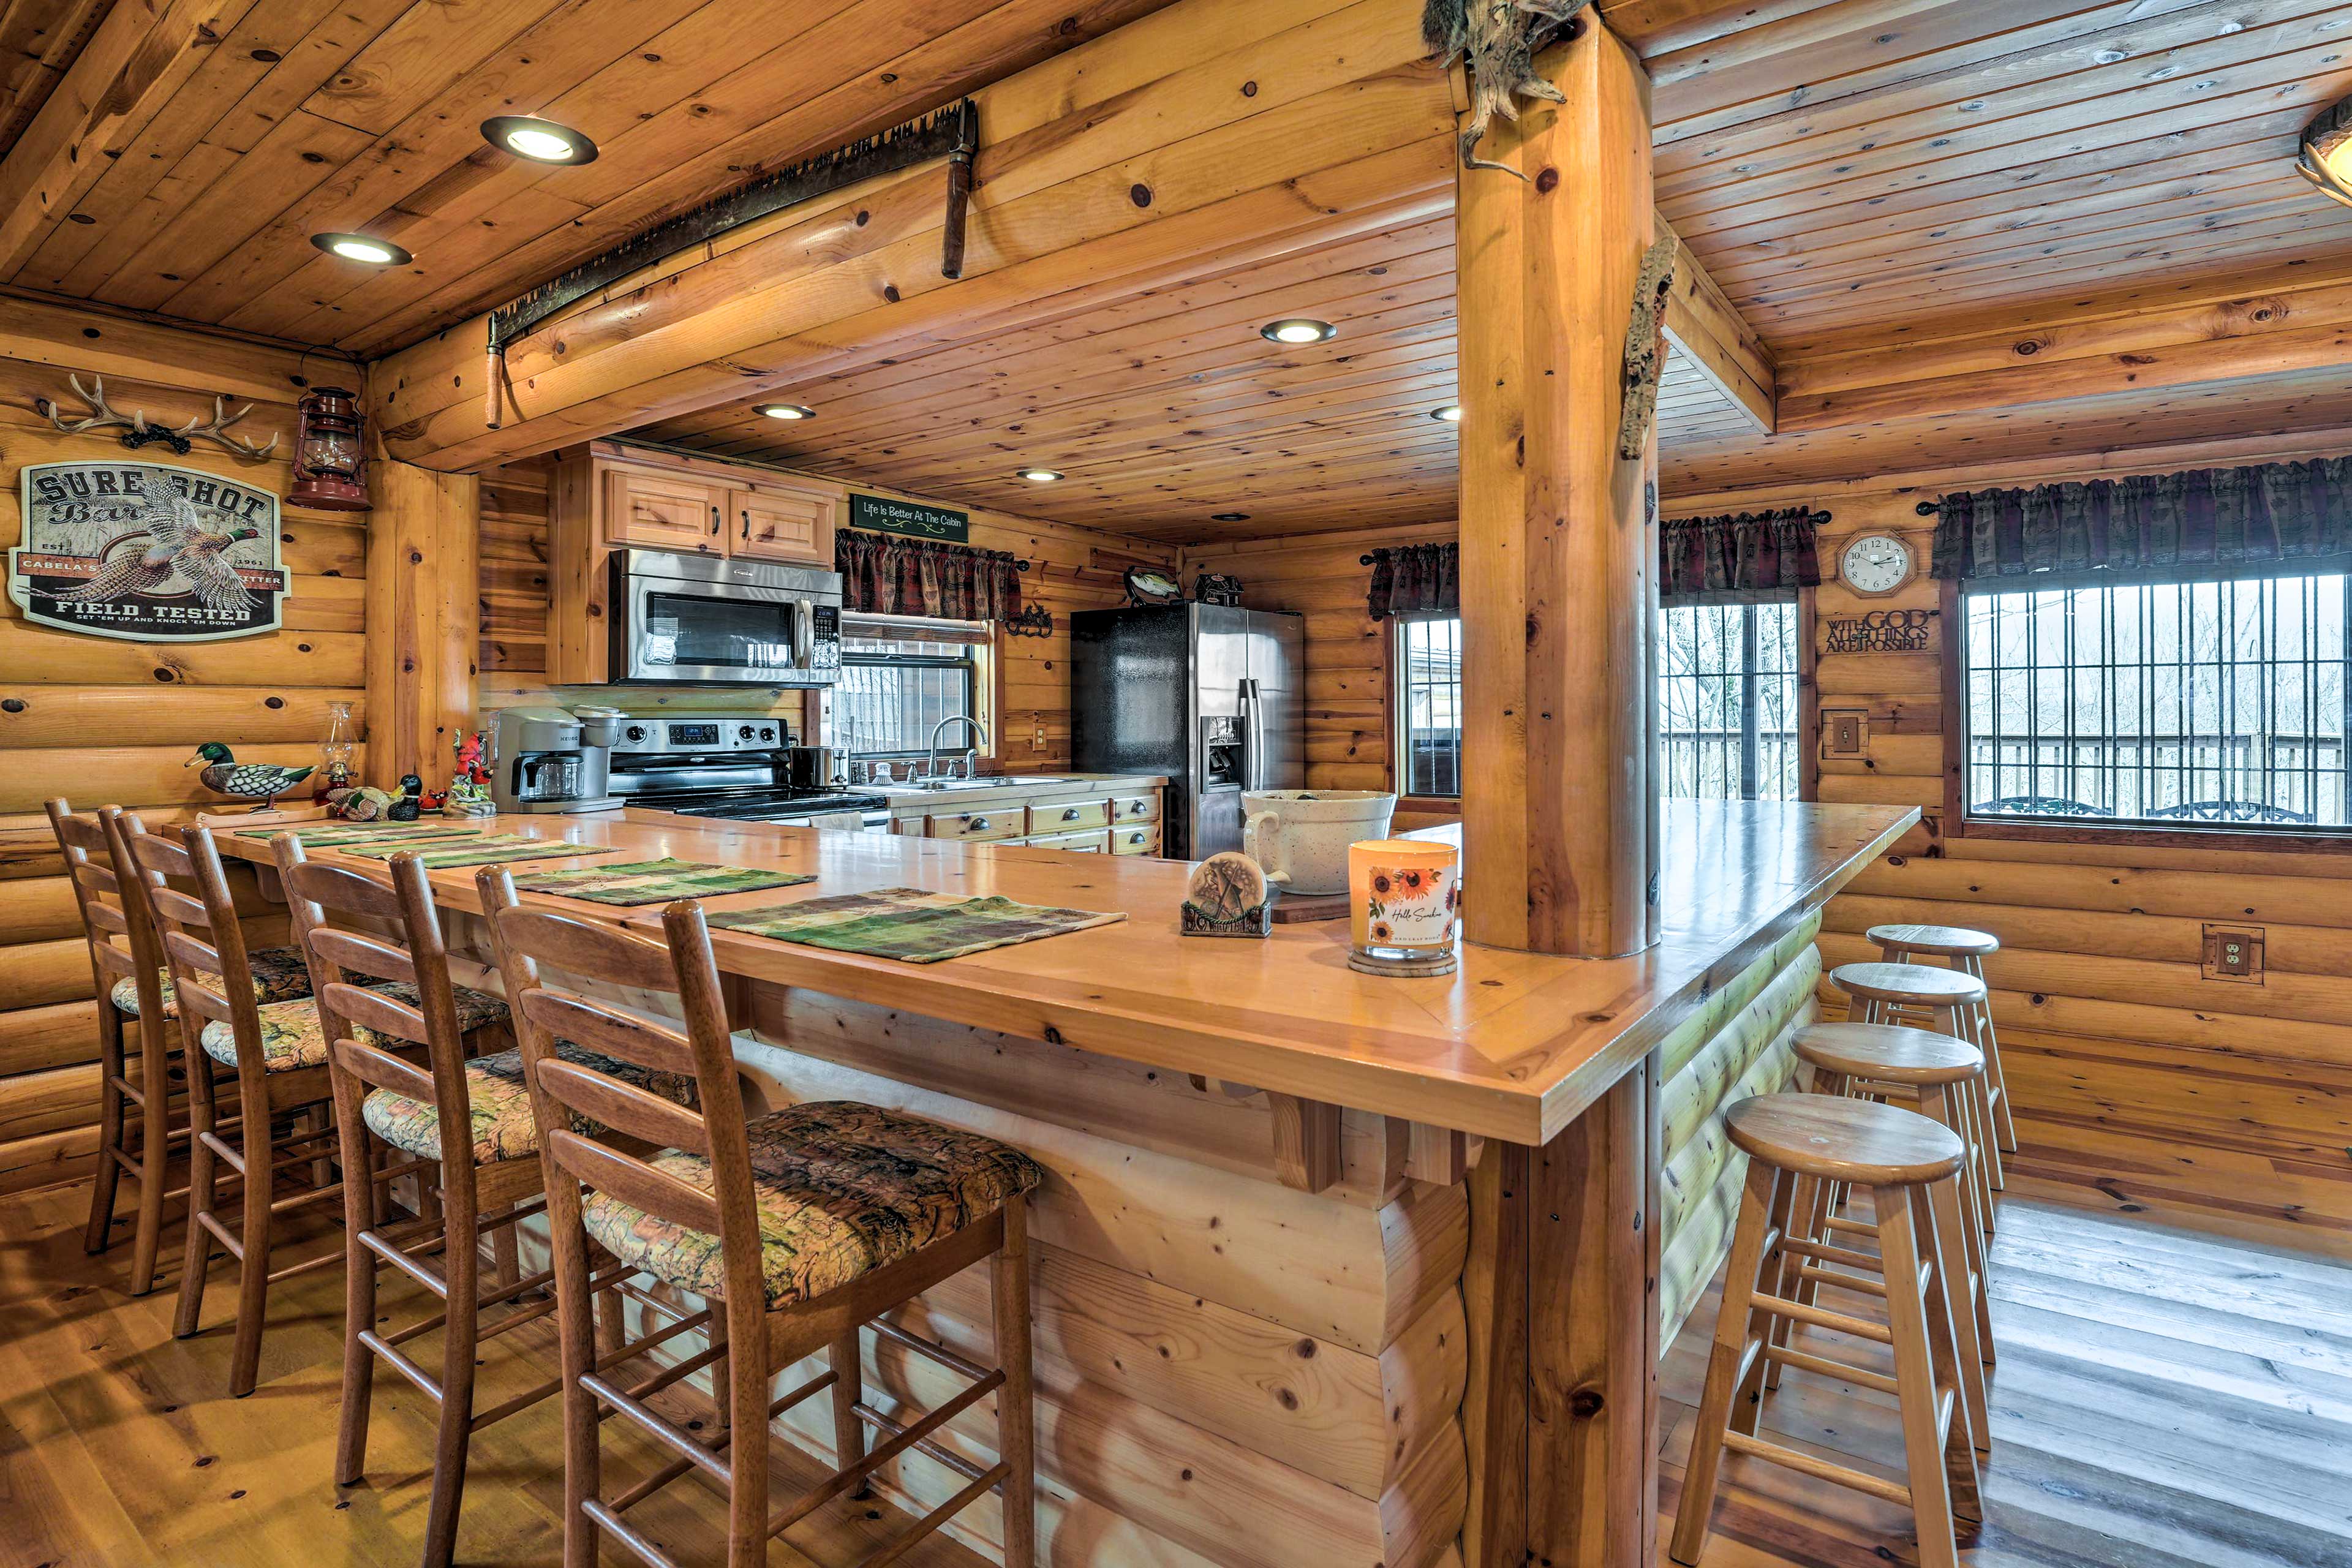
left=1423, top=0, right=1596, bottom=172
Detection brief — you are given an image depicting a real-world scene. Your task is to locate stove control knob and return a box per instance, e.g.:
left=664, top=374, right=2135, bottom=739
left=625, top=725, right=647, bottom=743
left=758, top=725, right=775, bottom=742
left=738, top=724, right=756, bottom=741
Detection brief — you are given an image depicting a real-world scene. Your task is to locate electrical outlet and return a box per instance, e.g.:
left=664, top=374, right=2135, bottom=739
left=2202, top=924, right=2264, bottom=984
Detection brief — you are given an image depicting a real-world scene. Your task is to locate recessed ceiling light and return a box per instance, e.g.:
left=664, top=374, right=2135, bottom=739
left=1260, top=318, right=1336, bottom=344
left=482, top=115, right=599, bottom=165
left=311, top=233, right=412, bottom=266
left=1431, top=405, right=1463, bottom=422
left=1018, top=468, right=1065, bottom=483
left=1211, top=511, right=1251, bottom=522
left=755, top=403, right=815, bottom=421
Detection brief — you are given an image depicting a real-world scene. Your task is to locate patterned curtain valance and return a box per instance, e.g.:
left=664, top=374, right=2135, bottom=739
left=835, top=529, right=1022, bottom=620
left=1365, top=541, right=1458, bottom=618
left=1659, top=507, right=1823, bottom=605
left=1931, top=458, right=2352, bottom=582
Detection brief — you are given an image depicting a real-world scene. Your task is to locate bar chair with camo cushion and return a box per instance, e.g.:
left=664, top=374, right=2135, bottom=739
left=276, top=838, right=685, bottom=1568
left=46, top=801, right=186, bottom=1296
left=118, top=818, right=494, bottom=1398
left=475, top=866, right=1046, bottom=1568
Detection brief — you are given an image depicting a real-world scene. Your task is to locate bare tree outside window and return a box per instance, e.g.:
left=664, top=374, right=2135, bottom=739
left=833, top=622, right=984, bottom=759
left=1395, top=605, right=1800, bottom=801
left=1963, top=575, right=2350, bottom=827
left=1657, top=601, right=1800, bottom=800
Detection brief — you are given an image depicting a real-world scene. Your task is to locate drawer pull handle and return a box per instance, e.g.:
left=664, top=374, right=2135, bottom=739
left=969, top=817, right=989, bottom=831
left=1062, top=807, right=1079, bottom=820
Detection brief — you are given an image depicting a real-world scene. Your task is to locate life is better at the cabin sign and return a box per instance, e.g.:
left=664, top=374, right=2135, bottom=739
left=7, top=459, right=289, bottom=642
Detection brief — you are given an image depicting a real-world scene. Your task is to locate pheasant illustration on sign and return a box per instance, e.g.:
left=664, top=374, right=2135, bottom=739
left=6, top=460, right=288, bottom=641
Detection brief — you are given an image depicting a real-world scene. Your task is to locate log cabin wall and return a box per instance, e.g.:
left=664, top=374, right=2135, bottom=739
left=475, top=453, right=1174, bottom=771
left=0, top=299, right=356, bottom=1197
left=1185, top=429, right=2352, bottom=1257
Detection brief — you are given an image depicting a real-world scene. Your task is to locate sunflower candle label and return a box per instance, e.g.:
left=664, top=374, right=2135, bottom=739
left=7, top=460, right=288, bottom=641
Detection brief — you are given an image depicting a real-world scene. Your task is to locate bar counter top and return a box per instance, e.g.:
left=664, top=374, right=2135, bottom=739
left=216, top=799, right=1915, bottom=1145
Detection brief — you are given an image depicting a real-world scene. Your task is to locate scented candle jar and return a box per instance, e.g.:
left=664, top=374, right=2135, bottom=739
left=1348, top=839, right=1460, bottom=975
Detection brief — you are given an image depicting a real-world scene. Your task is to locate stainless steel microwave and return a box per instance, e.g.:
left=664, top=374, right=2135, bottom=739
left=608, top=548, right=842, bottom=686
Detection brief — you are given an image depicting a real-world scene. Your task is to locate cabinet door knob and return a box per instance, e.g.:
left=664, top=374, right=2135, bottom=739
left=709, top=505, right=721, bottom=534
left=741, top=510, right=750, bottom=540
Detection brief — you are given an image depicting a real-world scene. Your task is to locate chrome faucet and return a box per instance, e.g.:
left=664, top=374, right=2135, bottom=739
left=927, top=715, right=990, bottom=780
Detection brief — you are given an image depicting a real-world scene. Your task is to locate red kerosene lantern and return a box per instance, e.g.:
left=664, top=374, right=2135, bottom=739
left=287, top=386, right=371, bottom=511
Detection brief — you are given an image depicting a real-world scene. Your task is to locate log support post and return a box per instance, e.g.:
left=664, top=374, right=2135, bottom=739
left=1456, top=21, right=1665, bottom=1568
left=364, top=459, right=480, bottom=790
left=1457, top=24, right=1661, bottom=960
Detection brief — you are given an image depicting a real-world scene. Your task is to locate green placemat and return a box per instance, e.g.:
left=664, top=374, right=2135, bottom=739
left=235, top=821, right=481, bottom=846
left=339, top=835, right=625, bottom=869
left=709, top=886, right=1125, bottom=964
left=511, top=858, right=816, bottom=907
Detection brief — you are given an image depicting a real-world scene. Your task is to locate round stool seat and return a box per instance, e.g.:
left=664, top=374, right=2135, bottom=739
left=1831, top=960, right=1987, bottom=1009
left=1869, top=922, right=1999, bottom=958
left=1796, top=1022, right=1983, bottom=1085
left=1726, top=1092, right=1964, bottom=1185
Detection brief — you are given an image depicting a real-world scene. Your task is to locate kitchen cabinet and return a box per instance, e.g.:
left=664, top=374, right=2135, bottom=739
left=884, top=778, right=1166, bottom=856
left=549, top=440, right=840, bottom=683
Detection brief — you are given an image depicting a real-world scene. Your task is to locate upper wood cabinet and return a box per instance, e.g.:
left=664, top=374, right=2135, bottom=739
left=548, top=442, right=842, bottom=683
left=603, top=466, right=728, bottom=553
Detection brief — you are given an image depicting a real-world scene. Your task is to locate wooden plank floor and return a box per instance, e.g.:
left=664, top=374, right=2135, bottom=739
left=7, top=1178, right=2350, bottom=1567
left=1660, top=1197, right=2352, bottom=1567
left=0, top=1183, right=988, bottom=1568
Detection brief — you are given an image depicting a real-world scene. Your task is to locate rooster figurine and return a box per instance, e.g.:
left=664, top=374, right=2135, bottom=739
left=186, top=743, right=314, bottom=812
left=52, top=492, right=260, bottom=613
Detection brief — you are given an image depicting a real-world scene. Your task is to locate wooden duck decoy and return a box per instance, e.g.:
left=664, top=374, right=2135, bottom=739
left=186, top=743, right=314, bottom=812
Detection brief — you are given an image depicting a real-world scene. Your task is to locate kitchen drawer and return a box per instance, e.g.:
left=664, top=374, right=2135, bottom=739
left=1110, top=793, right=1159, bottom=824
left=1111, top=824, right=1161, bottom=856
left=1028, top=798, right=1110, bottom=834
left=927, top=808, right=1025, bottom=843
left=1028, top=828, right=1111, bottom=853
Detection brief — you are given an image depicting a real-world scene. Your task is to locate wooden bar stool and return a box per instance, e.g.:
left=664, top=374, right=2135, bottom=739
left=477, top=867, right=1046, bottom=1568
left=278, top=838, right=647, bottom=1568
left=1670, top=1093, right=1982, bottom=1568
left=1786, top=1023, right=1996, bottom=1423
left=120, top=819, right=492, bottom=1397
left=47, top=801, right=192, bottom=1296
left=1870, top=922, right=2016, bottom=1163
left=1829, top=962, right=1998, bottom=1229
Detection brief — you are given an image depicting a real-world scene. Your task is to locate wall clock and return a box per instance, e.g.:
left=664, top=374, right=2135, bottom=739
left=1838, top=532, right=1913, bottom=597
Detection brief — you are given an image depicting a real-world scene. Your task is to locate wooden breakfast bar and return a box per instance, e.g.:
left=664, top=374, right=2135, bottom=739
left=213, top=797, right=1913, bottom=1568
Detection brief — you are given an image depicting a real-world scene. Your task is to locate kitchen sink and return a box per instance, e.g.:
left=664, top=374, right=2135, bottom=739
left=906, top=775, right=1079, bottom=791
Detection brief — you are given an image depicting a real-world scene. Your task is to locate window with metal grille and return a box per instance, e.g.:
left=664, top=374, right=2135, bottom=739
left=1657, top=601, right=1801, bottom=801
left=1960, top=573, right=2350, bottom=830
left=1396, top=615, right=1461, bottom=797
left=833, top=614, right=986, bottom=760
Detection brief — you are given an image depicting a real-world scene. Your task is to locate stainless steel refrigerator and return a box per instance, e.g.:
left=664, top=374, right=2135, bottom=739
left=1070, top=603, right=1304, bottom=861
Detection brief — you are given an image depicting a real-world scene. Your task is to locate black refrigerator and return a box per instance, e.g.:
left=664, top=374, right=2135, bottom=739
left=1071, top=603, right=1305, bottom=861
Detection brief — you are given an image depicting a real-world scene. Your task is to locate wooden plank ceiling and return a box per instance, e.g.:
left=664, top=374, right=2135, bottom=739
left=0, top=0, right=1173, bottom=354
left=630, top=0, right=2352, bottom=533
left=8, top=0, right=2352, bottom=529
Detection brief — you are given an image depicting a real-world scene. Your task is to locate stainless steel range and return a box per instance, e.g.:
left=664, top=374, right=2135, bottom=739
left=608, top=714, right=886, bottom=826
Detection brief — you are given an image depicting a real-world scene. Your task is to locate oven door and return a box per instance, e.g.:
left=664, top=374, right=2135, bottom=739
left=613, top=551, right=838, bottom=685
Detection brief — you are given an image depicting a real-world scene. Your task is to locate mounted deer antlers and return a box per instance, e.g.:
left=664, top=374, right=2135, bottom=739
left=36, top=373, right=279, bottom=461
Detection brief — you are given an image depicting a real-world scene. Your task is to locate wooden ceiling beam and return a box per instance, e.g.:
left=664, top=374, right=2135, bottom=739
left=0, top=0, right=247, bottom=276
left=1659, top=219, right=1774, bottom=434
left=1775, top=270, right=2352, bottom=432
left=368, top=0, right=1450, bottom=472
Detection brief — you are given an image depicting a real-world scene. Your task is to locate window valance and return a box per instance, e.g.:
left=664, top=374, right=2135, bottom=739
left=1930, top=458, right=2352, bottom=583
left=1365, top=541, right=1458, bottom=618
left=835, top=529, right=1022, bottom=620
left=1659, top=507, right=1823, bottom=605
